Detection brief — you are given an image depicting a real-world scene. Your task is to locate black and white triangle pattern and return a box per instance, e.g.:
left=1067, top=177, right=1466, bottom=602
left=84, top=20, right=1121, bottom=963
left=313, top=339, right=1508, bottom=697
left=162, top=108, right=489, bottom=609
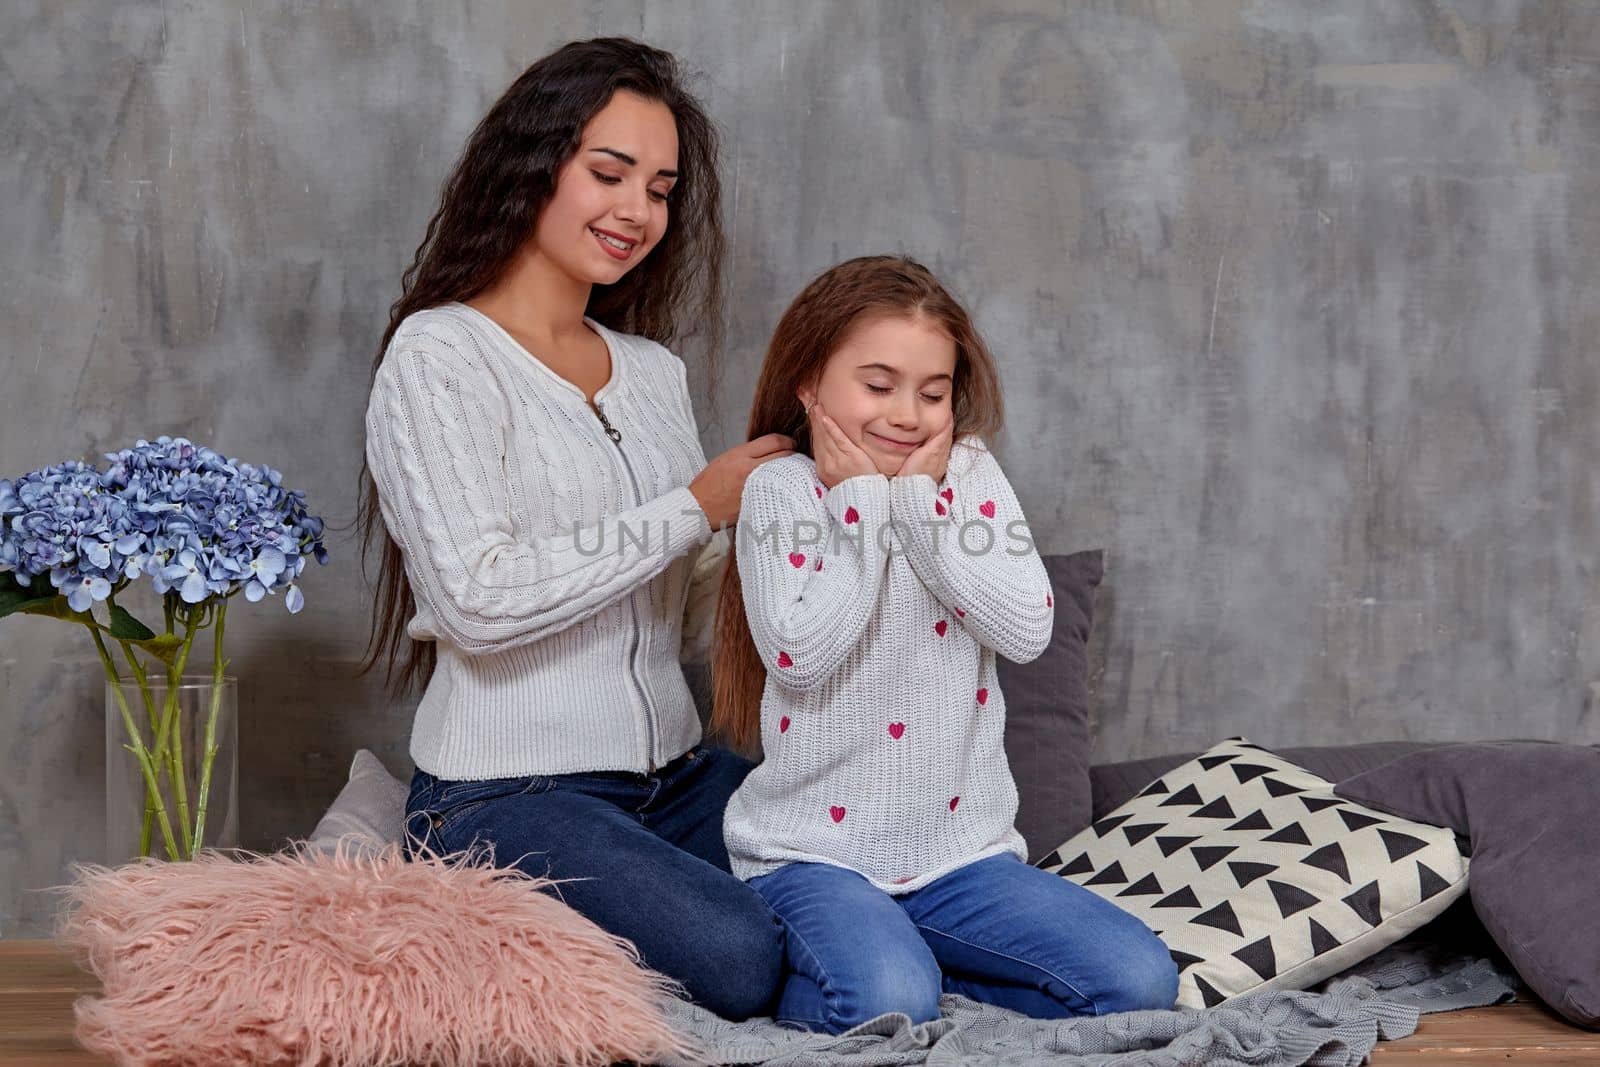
left=1037, top=737, right=1469, bottom=1010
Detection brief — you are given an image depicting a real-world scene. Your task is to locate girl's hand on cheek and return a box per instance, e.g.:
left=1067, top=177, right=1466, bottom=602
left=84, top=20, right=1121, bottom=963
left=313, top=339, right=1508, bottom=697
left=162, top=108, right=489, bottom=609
left=898, top=417, right=954, bottom=484
left=808, top=403, right=881, bottom=489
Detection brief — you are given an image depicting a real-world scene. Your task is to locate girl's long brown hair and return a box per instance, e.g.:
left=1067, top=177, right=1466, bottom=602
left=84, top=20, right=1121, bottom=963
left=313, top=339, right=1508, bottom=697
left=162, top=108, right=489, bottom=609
left=357, top=38, right=725, bottom=696
left=709, top=256, right=1006, bottom=751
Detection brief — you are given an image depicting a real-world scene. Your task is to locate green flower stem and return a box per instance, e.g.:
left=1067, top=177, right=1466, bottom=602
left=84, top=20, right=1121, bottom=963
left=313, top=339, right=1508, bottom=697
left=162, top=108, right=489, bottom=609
left=117, top=641, right=163, bottom=856
left=89, top=624, right=180, bottom=860
left=152, top=608, right=199, bottom=856
left=119, top=643, right=162, bottom=729
left=192, top=601, right=228, bottom=851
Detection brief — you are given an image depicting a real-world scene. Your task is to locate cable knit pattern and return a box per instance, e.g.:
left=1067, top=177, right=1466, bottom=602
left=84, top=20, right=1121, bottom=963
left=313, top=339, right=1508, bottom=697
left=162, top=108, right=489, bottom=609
left=365, top=303, right=723, bottom=778
left=723, top=438, right=1055, bottom=894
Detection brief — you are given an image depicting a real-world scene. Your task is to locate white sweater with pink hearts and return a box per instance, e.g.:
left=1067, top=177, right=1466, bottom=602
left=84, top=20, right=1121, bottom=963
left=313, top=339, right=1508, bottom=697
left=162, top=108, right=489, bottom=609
left=722, top=438, right=1054, bottom=894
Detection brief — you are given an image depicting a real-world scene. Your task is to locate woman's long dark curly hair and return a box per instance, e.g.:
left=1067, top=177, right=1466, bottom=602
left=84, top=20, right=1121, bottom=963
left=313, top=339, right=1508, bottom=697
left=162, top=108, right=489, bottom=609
left=358, top=38, right=725, bottom=695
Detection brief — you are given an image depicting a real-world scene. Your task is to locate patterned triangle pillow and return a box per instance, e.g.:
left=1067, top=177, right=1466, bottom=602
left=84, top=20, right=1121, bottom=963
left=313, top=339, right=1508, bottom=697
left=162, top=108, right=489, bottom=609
left=1037, top=737, right=1469, bottom=1009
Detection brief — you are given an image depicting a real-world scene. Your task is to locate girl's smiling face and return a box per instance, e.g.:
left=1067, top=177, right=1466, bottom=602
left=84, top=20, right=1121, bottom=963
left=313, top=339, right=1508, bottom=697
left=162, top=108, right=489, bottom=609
left=798, top=313, right=957, bottom=477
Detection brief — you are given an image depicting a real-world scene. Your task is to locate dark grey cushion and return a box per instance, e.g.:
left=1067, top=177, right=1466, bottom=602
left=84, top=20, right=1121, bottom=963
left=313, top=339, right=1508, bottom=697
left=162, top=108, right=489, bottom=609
left=1000, top=550, right=1102, bottom=863
left=1334, top=741, right=1600, bottom=1029
left=1089, top=741, right=1443, bottom=822
left=685, top=660, right=715, bottom=732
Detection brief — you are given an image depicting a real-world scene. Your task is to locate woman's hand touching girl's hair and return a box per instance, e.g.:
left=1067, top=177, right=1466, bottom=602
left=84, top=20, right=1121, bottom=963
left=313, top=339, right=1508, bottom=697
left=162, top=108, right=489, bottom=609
left=807, top=403, right=881, bottom=490
left=897, top=417, right=954, bottom=485
left=689, top=432, right=797, bottom=530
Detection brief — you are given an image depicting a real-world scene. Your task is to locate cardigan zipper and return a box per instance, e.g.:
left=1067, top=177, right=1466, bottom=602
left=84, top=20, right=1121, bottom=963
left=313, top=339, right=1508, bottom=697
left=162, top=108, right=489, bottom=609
left=591, top=400, right=622, bottom=444
left=589, top=397, right=658, bottom=771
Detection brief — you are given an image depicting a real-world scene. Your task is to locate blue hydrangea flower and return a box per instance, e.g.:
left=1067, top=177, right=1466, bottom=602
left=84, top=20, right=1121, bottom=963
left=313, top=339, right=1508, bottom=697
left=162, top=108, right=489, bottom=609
left=1, top=437, right=327, bottom=615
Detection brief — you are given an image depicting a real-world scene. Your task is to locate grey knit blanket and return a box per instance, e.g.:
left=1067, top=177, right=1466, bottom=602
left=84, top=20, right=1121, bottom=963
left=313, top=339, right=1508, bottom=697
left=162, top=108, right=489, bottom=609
left=659, top=935, right=1517, bottom=1066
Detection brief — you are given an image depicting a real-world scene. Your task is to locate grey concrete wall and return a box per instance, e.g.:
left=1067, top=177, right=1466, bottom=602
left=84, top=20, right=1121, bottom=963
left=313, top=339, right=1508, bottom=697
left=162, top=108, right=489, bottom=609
left=2, top=1, right=1595, bottom=935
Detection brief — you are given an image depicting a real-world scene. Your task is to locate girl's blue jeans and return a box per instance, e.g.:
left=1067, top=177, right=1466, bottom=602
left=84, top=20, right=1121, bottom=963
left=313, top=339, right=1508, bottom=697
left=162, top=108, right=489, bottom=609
left=749, top=852, right=1179, bottom=1033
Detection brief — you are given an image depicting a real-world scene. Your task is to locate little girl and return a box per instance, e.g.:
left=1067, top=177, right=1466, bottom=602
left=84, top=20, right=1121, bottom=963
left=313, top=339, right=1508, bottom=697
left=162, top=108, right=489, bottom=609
left=712, top=256, right=1177, bottom=1033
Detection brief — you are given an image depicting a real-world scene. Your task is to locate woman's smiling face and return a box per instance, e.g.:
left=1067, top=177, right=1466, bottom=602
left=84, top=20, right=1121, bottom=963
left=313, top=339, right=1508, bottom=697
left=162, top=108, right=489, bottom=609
left=532, top=90, right=679, bottom=285
left=798, top=313, right=957, bottom=477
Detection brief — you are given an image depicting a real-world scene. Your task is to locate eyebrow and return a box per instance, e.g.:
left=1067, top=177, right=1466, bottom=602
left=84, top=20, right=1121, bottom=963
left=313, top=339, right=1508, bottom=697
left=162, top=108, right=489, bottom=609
left=591, top=147, right=678, bottom=179
left=856, top=362, right=953, bottom=384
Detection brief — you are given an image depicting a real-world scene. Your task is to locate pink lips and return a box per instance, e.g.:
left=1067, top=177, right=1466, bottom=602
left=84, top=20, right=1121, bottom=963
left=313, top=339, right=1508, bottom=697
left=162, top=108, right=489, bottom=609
left=868, top=431, right=920, bottom=452
left=590, top=227, right=637, bottom=261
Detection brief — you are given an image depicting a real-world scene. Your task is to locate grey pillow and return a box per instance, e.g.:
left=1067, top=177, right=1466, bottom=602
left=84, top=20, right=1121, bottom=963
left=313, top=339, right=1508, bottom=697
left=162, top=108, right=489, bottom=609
left=1000, top=550, right=1102, bottom=863
left=685, top=660, right=714, bottom=733
left=306, top=749, right=409, bottom=855
left=1334, top=741, right=1600, bottom=1029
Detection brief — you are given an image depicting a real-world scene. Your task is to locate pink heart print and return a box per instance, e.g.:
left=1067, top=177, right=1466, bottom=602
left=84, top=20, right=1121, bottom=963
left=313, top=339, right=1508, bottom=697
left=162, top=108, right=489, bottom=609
left=941, top=487, right=955, bottom=503
left=949, top=796, right=960, bottom=812
left=934, top=620, right=948, bottom=637
left=955, top=607, right=966, bottom=618
left=1046, top=594, right=1053, bottom=607
left=789, top=552, right=806, bottom=569
left=888, top=722, right=905, bottom=739
left=976, top=688, right=988, bottom=706
left=815, top=485, right=823, bottom=498
left=979, top=500, right=996, bottom=518
left=830, top=805, right=847, bottom=823
left=815, top=558, right=824, bottom=571
left=779, top=716, right=791, bottom=733
left=776, top=651, right=793, bottom=668
left=844, top=506, right=860, bottom=525
left=935, top=500, right=947, bottom=516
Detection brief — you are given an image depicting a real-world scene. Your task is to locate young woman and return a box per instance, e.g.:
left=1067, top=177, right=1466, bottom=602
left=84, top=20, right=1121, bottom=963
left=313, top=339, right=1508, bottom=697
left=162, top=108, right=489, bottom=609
left=360, top=38, right=792, bottom=1020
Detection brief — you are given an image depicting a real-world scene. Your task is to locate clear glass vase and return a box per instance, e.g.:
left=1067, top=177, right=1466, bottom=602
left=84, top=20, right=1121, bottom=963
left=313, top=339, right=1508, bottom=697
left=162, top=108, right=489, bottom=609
left=105, top=675, right=238, bottom=863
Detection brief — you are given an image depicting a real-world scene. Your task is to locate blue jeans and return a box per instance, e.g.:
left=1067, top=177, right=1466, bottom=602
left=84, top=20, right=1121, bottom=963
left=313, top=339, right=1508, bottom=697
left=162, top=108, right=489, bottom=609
left=748, top=853, right=1178, bottom=1033
left=403, top=744, right=784, bottom=1021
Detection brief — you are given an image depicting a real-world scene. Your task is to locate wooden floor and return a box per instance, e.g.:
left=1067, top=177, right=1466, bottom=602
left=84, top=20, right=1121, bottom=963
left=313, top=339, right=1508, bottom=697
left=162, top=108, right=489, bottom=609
left=3, top=941, right=1597, bottom=1065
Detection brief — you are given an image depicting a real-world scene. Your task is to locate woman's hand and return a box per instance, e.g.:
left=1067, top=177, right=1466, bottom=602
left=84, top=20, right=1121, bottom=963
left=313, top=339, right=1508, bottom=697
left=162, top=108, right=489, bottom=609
left=808, top=403, right=881, bottom=490
left=897, top=417, right=954, bottom=484
left=689, top=433, right=796, bottom=530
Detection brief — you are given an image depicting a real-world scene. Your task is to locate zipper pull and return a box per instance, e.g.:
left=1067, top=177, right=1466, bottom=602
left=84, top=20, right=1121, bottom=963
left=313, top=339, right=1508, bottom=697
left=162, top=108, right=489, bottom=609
left=590, top=400, right=622, bottom=444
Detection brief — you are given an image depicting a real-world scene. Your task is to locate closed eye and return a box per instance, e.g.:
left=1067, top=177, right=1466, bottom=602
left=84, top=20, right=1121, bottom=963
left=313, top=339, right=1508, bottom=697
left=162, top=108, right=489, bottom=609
left=867, top=384, right=946, bottom=402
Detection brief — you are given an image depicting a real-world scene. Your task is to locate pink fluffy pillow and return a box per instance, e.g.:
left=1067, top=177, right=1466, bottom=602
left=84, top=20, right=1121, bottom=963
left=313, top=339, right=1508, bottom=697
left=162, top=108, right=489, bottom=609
left=57, top=841, right=699, bottom=1067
